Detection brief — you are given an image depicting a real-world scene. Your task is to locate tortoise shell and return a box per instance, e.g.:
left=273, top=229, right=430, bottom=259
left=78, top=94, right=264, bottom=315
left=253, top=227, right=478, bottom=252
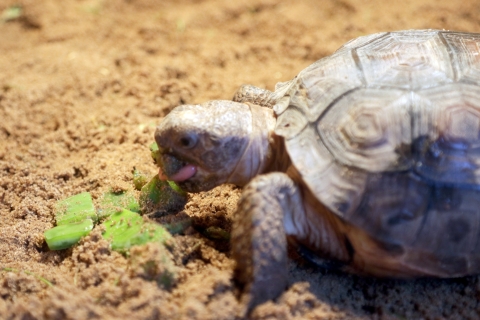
left=274, top=30, right=480, bottom=276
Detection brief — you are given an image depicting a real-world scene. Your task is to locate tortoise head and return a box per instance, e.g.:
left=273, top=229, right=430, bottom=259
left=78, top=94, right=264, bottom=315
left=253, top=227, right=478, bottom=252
left=155, top=100, right=276, bottom=192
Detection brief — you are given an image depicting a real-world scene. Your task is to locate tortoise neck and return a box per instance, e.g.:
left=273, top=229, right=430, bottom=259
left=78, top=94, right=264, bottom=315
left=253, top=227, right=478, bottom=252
left=265, top=133, right=290, bottom=173
left=226, top=104, right=286, bottom=186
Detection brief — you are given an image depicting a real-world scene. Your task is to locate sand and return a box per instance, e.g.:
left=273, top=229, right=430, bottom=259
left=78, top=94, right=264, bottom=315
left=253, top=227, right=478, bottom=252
left=2, top=0, right=480, bottom=319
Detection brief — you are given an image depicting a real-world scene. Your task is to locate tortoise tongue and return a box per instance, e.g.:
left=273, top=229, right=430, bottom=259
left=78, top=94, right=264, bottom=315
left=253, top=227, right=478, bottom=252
left=158, top=164, right=197, bottom=182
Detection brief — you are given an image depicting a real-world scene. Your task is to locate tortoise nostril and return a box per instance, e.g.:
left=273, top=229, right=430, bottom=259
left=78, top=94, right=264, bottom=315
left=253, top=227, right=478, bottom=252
left=179, top=134, right=198, bottom=149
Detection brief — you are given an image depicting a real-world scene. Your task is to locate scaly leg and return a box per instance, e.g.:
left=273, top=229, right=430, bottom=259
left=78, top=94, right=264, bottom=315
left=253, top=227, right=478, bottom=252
left=231, top=172, right=304, bottom=311
left=232, top=84, right=277, bottom=108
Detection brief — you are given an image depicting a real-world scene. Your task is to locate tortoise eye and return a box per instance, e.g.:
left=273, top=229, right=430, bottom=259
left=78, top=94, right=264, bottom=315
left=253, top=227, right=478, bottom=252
left=179, top=133, right=198, bottom=149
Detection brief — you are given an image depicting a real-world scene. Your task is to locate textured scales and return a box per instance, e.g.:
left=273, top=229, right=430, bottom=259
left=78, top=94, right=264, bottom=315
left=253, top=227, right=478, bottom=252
left=275, top=30, right=480, bottom=277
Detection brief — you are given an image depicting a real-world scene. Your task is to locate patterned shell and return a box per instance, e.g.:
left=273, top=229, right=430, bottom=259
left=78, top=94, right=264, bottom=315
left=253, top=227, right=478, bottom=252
left=273, top=30, right=480, bottom=274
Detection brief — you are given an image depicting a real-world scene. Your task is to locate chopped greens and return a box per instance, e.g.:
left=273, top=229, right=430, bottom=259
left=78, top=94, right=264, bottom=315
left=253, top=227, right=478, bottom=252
left=149, top=142, right=162, bottom=166
left=97, top=190, right=140, bottom=219
left=204, top=226, right=231, bottom=241
left=139, top=175, right=187, bottom=217
left=101, top=209, right=172, bottom=252
left=132, top=168, right=149, bottom=190
left=44, top=142, right=188, bottom=252
left=55, top=192, right=97, bottom=225
left=44, top=219, right=94, bottom=250
left=1, top=5, right=22, bottom=22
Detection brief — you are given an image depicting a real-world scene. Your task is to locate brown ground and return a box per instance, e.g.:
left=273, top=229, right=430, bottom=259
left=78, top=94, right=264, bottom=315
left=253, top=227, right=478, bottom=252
left=2, top=0, right=480, bottom=319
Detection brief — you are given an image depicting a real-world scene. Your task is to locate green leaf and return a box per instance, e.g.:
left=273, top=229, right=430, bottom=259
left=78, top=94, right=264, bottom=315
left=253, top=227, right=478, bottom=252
left=55, top=192, right=97, bottom=225
left=97, top=190, right=140, bottom=220
left=149, top=142, right=162, bottom=166
left=149, top=142, right=159, bottom=153
left=1, top=5, right=22, bottom=22
left=132, top=168, right=149, bottom=191
left=44, top=219, right=94, bottom=250
left=167, top=180, right=186, bottom=195
left=139, top=175, right=187, bottom=216
left=204, top=226, right=231, bottom=240
left=101, top=209, right=172, bottom=252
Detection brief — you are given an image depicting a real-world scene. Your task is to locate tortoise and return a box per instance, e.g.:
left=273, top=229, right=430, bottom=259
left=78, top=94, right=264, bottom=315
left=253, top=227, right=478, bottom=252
left=154, top=29, right=480, bottom=310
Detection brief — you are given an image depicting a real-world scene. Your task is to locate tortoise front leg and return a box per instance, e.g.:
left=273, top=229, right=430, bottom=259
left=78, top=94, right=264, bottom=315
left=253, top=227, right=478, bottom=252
left=232, top=81, right=292, bottom=109
left=232, top=84, right=277, bottom=108
left=231, top=172, right=305, bottom=311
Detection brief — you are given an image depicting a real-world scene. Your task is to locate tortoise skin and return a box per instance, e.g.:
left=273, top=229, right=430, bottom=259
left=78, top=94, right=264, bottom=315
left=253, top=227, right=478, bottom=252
left=276, top=30, right=480, bottom=277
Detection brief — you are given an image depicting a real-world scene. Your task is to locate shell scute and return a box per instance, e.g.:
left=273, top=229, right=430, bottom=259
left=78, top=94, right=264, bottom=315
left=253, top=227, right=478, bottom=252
left=309, top=162, right=367, bottom=217
left=287, top=50, right=364, bottom=122
left=411, top=186, right=480, bottom=258
left=284, top=125, right=333, bottom=175
left=412, top=83, right=480, bottom=185
left=441, top=31, right=480, bottom=84
left=317, top=88, right=412, bottom=172
left=354, top=31, right=454, bottom=90
left=285, top=126, right=367, bottom=217
left=348, top=172, right=430, bottom=246
left=274, top=106, right=308, bottom=140
left=335, top=32, right=388, bottom=53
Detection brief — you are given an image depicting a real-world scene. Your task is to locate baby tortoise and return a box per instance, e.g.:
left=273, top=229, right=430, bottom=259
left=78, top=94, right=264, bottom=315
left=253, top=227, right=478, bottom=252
left=155, top=30, right=480, bottom=310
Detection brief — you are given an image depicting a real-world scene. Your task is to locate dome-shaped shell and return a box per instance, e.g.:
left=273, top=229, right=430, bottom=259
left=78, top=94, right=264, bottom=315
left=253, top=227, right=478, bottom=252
left=274, top=30, right=480, bottom=275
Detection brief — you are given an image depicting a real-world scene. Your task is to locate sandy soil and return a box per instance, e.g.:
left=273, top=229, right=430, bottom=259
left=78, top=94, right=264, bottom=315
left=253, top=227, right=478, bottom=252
left=2, top=0, right=480, bottom=319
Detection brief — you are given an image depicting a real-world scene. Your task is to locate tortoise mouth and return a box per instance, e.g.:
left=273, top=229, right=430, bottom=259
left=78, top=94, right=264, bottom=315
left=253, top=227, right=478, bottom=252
left=159, top=164, right=197, bottom=182
left=158, top=153, right=198, bottom=182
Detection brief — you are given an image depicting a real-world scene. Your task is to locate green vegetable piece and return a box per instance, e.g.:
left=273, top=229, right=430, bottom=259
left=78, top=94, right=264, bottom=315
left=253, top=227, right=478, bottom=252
left=55, top=192, right=97, bottom=225
left=139, top=175, right=187, bottom=216
left=97, top=190, right=140, bottom=220
left=149, top=142, right=162, bottom=166
left=149, top=142, right=159, bottom=153
left=167, top=180, right=185, bottom=195
left=101, top=209, right=172, bottom=252
left=44, top=219, right=94, bottom=250
left=1, top=5, right=22, bottom=22
left=204, top=226, right=231, bottom=240
left=148, top=142, right=184, bottom=191
left=132, top=168, right=149, bottom=190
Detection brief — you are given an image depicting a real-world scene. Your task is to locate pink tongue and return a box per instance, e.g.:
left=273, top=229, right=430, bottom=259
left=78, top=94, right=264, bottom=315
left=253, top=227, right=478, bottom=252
left=158, top=165, right=197, bottom=182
